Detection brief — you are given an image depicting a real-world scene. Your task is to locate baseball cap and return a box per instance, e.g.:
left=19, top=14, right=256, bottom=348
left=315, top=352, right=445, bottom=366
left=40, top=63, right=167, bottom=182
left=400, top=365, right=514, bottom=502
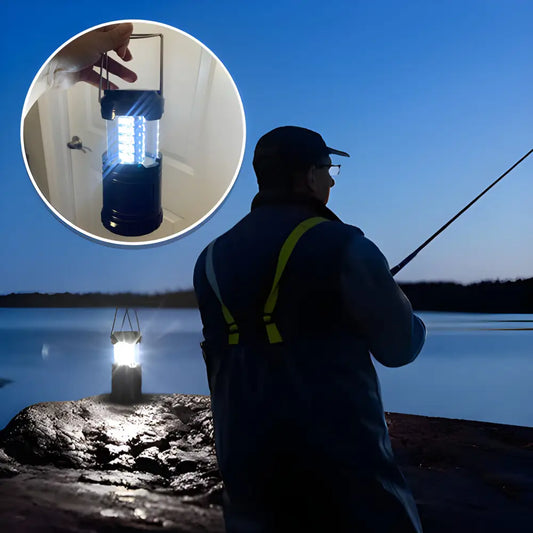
left=253, top=126, right=349, bottom=189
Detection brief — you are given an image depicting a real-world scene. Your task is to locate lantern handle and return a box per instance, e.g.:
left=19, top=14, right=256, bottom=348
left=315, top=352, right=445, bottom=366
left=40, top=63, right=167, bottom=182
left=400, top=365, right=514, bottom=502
left=111, top=308, right=142, bottom=335
left=111, top=307, right=118, bottom=335
left=99, top=33, right=164, bottom=102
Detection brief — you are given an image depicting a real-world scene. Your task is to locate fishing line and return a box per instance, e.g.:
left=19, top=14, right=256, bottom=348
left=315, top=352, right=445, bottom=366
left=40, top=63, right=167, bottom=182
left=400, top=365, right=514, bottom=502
left=390, top=147, right=533, bottom=276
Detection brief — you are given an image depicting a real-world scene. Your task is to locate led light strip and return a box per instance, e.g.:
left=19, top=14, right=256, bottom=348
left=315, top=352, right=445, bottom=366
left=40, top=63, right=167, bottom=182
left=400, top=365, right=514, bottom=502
left=117, top=116, right=146, bottom=164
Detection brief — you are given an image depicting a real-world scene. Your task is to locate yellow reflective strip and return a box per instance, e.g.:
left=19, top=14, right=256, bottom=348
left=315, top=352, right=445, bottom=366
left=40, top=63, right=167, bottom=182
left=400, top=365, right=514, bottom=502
left=264, top=217, right=328, bottom=315
left=206, top=240, right=239, bottom=343
left=221, top=304, right=236, bottom=328
left=263, top=217, right=328, bottom=343
left=228, top=332, right=240, bottom=345
left=265, top=322, right=282, bottom=344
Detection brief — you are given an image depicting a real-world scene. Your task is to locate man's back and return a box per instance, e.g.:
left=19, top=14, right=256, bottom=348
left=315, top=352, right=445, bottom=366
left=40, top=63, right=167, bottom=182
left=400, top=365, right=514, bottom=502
left=194, top=191, right=424, bottom=532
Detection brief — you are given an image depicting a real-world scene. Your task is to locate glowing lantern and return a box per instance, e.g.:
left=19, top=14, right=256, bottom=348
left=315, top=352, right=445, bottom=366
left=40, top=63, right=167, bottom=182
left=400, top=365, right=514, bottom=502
left=99, top=33, right=164, bottom=237
left=112, top=331, right=140, bottom=367
left=110, top=308, right=142, bottom=404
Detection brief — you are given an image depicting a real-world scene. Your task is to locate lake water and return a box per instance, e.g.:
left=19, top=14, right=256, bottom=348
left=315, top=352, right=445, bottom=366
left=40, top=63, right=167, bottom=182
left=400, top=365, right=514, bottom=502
left=0, top=308, right=531, bottom=430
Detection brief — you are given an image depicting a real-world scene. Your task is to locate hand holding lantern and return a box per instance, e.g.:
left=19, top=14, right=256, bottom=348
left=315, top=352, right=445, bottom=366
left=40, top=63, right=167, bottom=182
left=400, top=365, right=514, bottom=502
left=50, top=23, right=137, bottom=90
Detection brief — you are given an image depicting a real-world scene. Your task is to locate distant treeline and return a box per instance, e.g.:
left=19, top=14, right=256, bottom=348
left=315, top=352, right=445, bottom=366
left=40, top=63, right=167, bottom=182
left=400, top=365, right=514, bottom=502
left=400, top=278, right=533, bottom=313
left=0, top=291, right=198, bottom=308
left=0, top=278, right=532, bottom=312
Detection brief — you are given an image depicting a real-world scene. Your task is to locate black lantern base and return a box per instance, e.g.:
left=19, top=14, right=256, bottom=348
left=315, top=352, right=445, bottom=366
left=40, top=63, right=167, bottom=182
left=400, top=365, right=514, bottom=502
left=101, top=155, right=163, bottom=237
left=111, top=363, right=142, bottom=404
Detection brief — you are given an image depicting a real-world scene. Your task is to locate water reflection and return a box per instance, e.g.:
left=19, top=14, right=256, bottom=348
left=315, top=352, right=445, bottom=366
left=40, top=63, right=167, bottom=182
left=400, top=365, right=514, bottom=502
left=0, top=309, right=531, bottom=429
left=376, top=312, right=533, bottom=427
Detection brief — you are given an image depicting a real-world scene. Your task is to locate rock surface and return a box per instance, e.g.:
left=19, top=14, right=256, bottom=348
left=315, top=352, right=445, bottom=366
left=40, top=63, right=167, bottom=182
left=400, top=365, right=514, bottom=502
left=0, top=393, right=531, bottom=532
left=0, top=394, right=223, bottom=532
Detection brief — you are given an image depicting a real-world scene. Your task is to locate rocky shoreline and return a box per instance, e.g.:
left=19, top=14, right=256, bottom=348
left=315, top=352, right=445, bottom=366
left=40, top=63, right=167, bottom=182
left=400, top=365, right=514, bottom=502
left=0, top=394, right=531, bottom=532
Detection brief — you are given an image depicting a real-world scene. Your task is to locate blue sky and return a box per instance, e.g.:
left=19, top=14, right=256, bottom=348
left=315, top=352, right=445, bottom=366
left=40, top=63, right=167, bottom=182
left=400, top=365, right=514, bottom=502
left=1, top=0, right=532, bottom=294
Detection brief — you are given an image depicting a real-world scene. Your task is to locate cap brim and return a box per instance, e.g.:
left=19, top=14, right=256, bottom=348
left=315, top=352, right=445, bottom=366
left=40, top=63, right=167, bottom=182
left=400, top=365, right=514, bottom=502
left=327, top=147, right=350, bottom=157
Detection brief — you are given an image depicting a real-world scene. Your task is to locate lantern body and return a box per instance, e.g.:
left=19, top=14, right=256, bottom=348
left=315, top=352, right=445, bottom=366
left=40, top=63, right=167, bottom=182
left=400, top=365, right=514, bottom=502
left=101, top=90, right=164, bottom=237
left=110, top=329, right=142, bottom=403
left=111, top=363, right=142, bottom=404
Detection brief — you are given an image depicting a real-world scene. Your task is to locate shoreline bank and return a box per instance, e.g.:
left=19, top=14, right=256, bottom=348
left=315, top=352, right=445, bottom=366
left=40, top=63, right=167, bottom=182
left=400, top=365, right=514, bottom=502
left=0, top=394, right=531, bottom=532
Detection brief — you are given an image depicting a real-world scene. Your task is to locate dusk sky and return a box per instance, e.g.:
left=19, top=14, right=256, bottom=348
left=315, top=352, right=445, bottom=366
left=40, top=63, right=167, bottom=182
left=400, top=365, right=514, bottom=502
left=1, top=1, right=532, bottom=294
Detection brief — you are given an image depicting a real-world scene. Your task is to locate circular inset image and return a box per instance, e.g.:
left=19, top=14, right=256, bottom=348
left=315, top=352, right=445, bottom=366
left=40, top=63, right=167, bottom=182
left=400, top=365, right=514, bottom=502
left=21, top=20, right=245, bottom=245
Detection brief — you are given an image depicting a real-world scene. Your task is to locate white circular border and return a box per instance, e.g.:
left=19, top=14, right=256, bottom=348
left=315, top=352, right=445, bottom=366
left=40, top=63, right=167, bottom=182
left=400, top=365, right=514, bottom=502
left=20, top=19, right=246, bottom=248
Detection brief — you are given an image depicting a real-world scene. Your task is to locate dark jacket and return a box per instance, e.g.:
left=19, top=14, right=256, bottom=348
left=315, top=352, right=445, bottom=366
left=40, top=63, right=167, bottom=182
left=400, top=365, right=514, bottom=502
left=194, top=191, right=425, bottom=532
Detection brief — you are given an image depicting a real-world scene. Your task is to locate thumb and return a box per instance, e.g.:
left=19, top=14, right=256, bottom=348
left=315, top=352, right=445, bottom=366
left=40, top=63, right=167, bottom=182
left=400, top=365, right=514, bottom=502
left=100, top=23, right=133, bottom=59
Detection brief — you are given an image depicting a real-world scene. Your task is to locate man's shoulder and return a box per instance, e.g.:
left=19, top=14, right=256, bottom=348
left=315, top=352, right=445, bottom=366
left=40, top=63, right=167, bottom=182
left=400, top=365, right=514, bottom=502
left=312, top=219, right=366, bottom=249
left=314, top=221, right=390, bottom=275
left=320, top=219, right=364, bottom=236
left=193, top=213, right=253, bottom=279
left=195, top=215, right=366, bottom=256
left=193, top=211, right=369, bottom=275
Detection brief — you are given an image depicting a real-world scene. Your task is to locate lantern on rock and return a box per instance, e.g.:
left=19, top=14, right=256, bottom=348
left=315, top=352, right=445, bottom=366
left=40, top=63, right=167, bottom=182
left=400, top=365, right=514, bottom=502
left=110, top=308, right=142, bottom=404
left=99, top=33, right=164, bottom=237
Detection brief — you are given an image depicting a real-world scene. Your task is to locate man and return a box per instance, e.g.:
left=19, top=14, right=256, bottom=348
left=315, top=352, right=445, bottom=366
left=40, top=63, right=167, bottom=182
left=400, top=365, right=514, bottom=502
left=194, top=126, right=426, bottom=532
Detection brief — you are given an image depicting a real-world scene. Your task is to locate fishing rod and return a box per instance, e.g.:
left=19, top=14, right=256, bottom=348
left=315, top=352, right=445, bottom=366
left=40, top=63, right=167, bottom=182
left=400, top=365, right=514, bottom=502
left=390, top=147, right=533, bottom=277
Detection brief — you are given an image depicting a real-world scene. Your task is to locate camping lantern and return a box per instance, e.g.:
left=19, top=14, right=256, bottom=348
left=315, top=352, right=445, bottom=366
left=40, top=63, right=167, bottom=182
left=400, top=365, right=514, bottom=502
left=99, top=34, right=164, bottom=237
left=110, top=308, right=142, bottom=404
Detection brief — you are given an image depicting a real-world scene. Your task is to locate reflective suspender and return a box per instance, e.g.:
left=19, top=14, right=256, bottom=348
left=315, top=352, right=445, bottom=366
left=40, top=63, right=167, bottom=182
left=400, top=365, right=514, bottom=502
left=205, top=216, right=328, bottom=345
left=206, top=240, right=240, bottom=345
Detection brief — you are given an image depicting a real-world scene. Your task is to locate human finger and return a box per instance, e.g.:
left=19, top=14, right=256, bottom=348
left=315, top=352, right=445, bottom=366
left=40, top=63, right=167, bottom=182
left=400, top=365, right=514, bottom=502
left=100, top=23, right=134, bottom=59
left=56, top=24, right=132, bottom=73
left=79, top=68, right=119, bottom=90
left=100, top=23, right=133, bottom=58
left=100, top=24, right=119, bottom=33
left=97, top=55, right=137, bottom=82
left=117, top=46, right=133, bottom=62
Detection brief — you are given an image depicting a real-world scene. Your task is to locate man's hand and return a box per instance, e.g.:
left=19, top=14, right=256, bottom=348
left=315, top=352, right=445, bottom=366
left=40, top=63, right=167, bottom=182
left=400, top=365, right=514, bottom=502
left=50, top=23, right=137, bottom=90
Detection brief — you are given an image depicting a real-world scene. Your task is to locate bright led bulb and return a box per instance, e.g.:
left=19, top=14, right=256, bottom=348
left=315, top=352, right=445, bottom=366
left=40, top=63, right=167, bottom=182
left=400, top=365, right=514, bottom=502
left=116, top=116, right=146, bottom=164
left=113, top=341, right=138, bottom=367
left=105, top=115, right=159, bottom=167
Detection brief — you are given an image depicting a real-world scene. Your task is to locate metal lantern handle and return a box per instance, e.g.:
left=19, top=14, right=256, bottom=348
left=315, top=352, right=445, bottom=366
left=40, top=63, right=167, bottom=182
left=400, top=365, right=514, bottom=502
left=111, top=308, right=141, bottom=335
left=98, top=33, right=164, bottom=102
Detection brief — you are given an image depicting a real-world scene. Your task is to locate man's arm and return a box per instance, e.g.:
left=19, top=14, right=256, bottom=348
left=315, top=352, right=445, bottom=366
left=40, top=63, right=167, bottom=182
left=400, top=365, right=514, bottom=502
left=340, top=234, right=426, bottom=367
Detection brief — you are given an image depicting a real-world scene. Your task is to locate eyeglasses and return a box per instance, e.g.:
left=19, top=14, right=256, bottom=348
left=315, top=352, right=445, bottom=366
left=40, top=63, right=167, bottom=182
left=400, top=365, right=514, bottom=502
left=316, top=164, right=341, bottom=177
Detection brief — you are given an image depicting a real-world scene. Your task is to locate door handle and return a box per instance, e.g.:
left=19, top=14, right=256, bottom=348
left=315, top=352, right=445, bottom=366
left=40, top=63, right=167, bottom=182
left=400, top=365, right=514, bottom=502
left=67, top=136, right=92, bottom=154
